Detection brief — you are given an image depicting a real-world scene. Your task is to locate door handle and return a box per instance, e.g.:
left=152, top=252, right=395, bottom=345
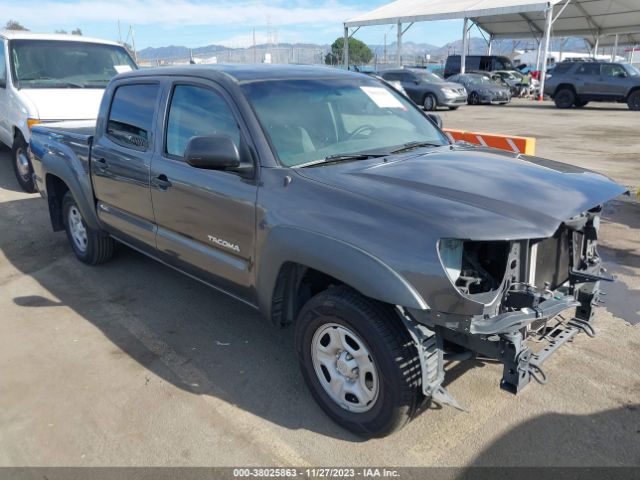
left=95, top=157, right=109, bottom=169
left=153, top=173, right=172, bottom=190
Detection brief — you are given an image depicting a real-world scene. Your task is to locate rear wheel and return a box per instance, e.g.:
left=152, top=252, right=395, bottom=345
left=627, top=90, right=640, bottom=111
left=422, top=93, right=437, bottom=111
left=12, top=133, right=36, bottom=193
left=62, top=191, right=114, bottom=265
left=295, top=286, right=422, bottom=437
left=554, top=87, right=575, bottom=109
left=468, top=91, right=480, bottom=105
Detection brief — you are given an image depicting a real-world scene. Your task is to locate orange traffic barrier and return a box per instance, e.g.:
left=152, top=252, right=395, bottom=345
left=443, top=128, right=536, bottom=156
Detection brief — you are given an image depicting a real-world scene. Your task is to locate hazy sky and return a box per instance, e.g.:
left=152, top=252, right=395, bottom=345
left=2, top=0, right=469, bottom=49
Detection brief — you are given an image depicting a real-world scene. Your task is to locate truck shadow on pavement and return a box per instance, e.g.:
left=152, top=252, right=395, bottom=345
left=2, top=182, right=452, bottom=441
left=458, top=404, right=640, bottom=474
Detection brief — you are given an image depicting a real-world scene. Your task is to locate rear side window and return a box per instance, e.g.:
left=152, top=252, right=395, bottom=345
left=165, top=84, right=240, bottom=158
left=107, top=83, right=159, bottom=150
left=552, top=63, right=573, bottom=75
left=575, top=63, right=600, bottom=75
left=381, top=72, right=400, bottom=81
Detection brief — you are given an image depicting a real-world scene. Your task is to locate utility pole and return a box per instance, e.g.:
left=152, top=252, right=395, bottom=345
left=252, top=28, right=256, bottom=64
left=383, top=32, right=387, bottom=64
left=130, top=26, right=138, bottom=64
left=117, top=19, right=122, bottom=44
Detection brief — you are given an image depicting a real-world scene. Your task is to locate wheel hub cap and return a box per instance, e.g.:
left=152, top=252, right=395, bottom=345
left=68, top=205, right=88, bottom=253
left=311, top=323, right=379, bottom=413
left=16, top=149, right=30, bottom=179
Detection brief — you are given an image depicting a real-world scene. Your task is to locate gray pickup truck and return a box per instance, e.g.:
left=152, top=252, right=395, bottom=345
left=29, top=65, right=626, bottom=437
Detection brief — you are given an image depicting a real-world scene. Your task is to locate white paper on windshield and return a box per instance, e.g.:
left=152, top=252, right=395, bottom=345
left=114, top=65, right=133, bottom=74
left=360, top=86, right=405, bottom=109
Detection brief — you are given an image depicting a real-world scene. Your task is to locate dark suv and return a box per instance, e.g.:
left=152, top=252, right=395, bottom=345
left=444, top=55, right=515, bottom=77
left=544, top=61, right=640, bottom=110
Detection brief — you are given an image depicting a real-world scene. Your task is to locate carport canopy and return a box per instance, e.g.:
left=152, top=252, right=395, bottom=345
left=343, top=0, right=640, bottom=98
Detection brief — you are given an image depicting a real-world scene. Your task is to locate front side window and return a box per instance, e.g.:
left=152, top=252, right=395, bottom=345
left=165, top=85, right=240, bottom=158
left=601, top=64, right=627, bottom=78
left=242, top=77, right=448, bottom=167
left=9, top=40, right=137, bottom=89
left=107, top=84, right=159, bottom=150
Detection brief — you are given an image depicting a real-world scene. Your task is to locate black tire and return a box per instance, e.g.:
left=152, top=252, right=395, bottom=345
left=448, top=106, right=459, bottom=111
left=422, top=93, right=437, bottom=111
left=468, top=91, right=480, bottom=105
left=574, top=99, right=589, bottom=108
left=62, top=191, right=114, bottom=265
left=295, top=285, right=422, bottom=437
left=554, top=87, right=575, bottom=109
left=627, top=90, right=640, bottom=111
left=12, top=133, right=37, bottom=193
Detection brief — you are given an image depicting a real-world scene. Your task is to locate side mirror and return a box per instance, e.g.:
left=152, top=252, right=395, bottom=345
left=426, top=113, right=443, bottom=129
left=185, top=134, right=240, bottom=170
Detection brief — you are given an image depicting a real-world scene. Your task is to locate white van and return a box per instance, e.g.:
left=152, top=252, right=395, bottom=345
left=0, top=31, right=137, bottom=192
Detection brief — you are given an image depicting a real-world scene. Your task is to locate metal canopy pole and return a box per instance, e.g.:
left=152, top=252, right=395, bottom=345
left=612, top=34, right=619, bottom=61
left=461, top=17, right=468, bottom=74
left=487, top=34, right=493, bottom=55
left=397, top=20, right=402, bottom=67
left=538, top=6, right=553, bottom=101
left=594, top=35, right=600, bottom=58
left=343, top=25, right=349, bottom=68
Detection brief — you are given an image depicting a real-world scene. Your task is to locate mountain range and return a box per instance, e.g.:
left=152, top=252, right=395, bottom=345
left=138, top=37, right=591, bottom=63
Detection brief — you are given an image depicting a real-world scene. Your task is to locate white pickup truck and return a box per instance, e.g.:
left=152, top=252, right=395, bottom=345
left=0, top=31, right=137, bottom=192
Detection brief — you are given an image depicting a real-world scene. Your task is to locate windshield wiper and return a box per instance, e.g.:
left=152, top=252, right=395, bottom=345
left=390, top=141, right=443, bottom=154
left=299, top=152, right=388, bottom=168
left=19, top=78, right=85, bottom=88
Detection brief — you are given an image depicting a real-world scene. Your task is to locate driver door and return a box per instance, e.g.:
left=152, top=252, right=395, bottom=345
left=150, top=79, right=258, bottom=300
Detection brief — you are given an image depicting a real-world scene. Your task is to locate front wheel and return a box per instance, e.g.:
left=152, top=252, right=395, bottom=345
left=448, top=106, right=459, bottom=111
left=627, top=90, right=640, bottom=111
left=422, top=93, right=437, bottom=111
left=468, top=92, right=480, bottom=105
left=62, top=191, right=114, bottom=265
left=295, top=286, right=422, bottom=437
left=12, top=133, right=37, bottom=193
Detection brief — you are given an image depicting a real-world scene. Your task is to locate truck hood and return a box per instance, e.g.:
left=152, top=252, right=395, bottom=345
left=20, top=88, right=104, bottom=121
left=296, top=146, right=627, bottom=240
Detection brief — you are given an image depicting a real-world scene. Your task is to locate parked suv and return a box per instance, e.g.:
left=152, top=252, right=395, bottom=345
left=444, top=55, right=515, bottom=78
left=544, top=61, right=640, bottom=110
left=0, top=30, right=137, bottom=192
left=380, top=68, right=467, bottom=110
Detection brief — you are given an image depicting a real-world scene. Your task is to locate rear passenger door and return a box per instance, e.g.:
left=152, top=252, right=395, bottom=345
left=397, top=72, right=421, bottom=103
left=149, top=79, right=258, bottom=300
left=91, top=82, right=160, bottom=250
left=573, top=63, right=600, bottom=97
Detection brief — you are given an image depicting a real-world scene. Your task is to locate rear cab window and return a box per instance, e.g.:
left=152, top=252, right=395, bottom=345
left=107, top=83, right=159, bottom=150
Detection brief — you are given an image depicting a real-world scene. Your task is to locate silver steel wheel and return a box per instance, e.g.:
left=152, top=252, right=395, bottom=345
left=68, top=205, right=88, bottom=253
left=15, top=147, right=31, bottom=180
left=311, top=323, right=379, bottom=413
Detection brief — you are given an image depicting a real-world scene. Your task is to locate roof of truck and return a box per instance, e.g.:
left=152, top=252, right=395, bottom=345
left=118, top=64, right=363, bottom=83
left=0, top=30, right=121, bottom=46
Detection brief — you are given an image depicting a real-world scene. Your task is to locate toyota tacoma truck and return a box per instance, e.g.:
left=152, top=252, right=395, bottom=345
left=29, top=65, right=626, bottom=437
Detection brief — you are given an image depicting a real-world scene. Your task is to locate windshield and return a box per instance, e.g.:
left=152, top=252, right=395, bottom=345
left=464, top=75, right=497, bottom=85
left=10, top=40, right=137, bottom=89
left=242, top=77, right=448, bottom=167
left=415, top=71, right=444, bottom=83
left=624, top=64, right=640, bottom=76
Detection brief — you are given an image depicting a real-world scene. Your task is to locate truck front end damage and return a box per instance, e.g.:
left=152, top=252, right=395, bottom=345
left=403, top=206, right=611, bottom=402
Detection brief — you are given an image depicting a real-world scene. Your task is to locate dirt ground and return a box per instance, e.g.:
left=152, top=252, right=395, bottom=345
left=0, top=98, right=639, bottom=467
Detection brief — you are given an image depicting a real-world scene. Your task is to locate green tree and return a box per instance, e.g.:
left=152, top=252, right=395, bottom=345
left=71, top=28, right=82, bottom=35
left=55, top=29, right=68, bottom=34
left=326, top=37, right=373, bottom=66
left=5, top=20, right=28, bottom=31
